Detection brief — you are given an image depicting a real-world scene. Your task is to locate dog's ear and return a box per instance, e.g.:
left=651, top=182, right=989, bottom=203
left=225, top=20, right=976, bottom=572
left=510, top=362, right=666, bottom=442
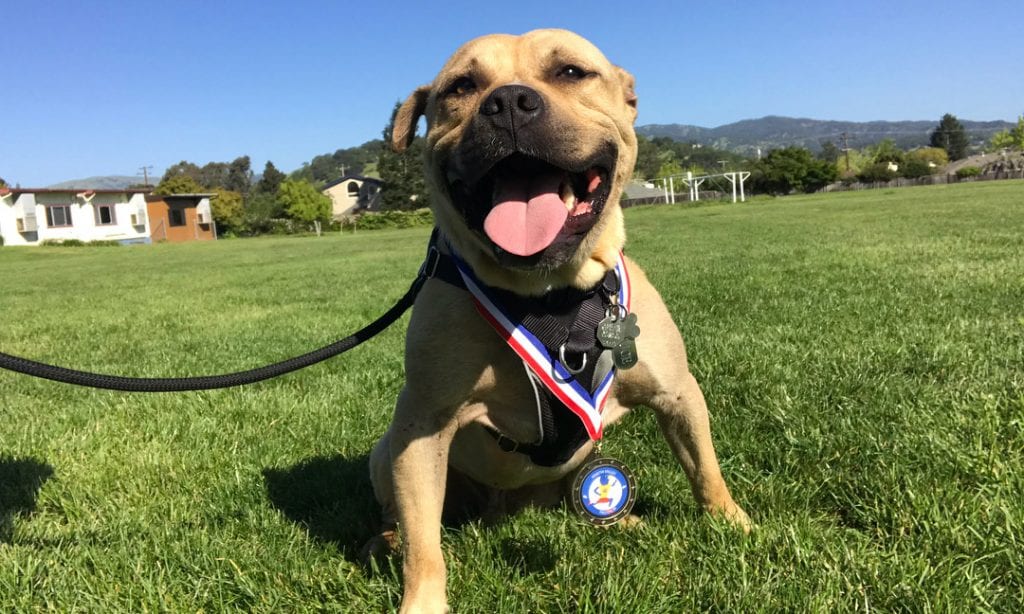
left=616, top=67, right=638, bottom=120
left=392, top=85, right=431, bottom=153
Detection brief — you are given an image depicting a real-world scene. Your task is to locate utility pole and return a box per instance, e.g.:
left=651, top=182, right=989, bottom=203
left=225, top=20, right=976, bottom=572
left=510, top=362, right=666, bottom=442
left=138, top=165, right=153, bottom=186
left=840, top=132, right=851, bottom=173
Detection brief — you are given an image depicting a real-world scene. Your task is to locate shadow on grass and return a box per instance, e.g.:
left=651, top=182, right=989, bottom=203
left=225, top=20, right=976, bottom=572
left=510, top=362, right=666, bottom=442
left=262, top=454, right=379, bottom=562
left=262, top=453, right=667, bottom=570
left=0, top=455, right=54, bottom=543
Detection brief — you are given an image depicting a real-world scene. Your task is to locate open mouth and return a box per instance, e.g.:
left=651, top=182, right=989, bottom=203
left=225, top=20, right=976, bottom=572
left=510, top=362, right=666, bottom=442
left=449, top=151, right=615, bottom=264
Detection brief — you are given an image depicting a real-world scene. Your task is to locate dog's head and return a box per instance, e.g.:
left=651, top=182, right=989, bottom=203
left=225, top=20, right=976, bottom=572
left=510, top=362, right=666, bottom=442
left=392, top=29, right=638, bottom=294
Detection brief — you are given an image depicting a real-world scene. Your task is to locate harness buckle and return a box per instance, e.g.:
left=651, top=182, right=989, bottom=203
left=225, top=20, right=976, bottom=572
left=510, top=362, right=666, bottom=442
left=420, top=245, right=441, bottom=279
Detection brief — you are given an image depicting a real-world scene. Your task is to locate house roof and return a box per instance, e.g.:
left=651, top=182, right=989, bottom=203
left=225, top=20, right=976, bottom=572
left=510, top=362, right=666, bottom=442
left=322, top=175, right=383, bottom=190
left=622, top=182, right=665, bottom=199
left=145, top=193, right=216, bottom=203
left=0, top=187, right=152, bottom=196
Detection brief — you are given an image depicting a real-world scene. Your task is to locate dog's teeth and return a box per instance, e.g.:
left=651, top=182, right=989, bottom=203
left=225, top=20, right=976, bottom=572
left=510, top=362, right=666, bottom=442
left=560, top=180, right=576, bottom=211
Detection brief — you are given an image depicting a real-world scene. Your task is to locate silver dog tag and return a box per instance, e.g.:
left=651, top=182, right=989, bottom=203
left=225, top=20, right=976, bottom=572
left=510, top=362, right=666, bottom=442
left=598, top=311, right=639, bottom=370
left=612, top=337, right=639, bottom=370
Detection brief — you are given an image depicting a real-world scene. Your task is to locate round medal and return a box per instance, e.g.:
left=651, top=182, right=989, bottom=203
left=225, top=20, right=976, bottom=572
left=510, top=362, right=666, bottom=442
left=571, top=457, right=637, bottom=526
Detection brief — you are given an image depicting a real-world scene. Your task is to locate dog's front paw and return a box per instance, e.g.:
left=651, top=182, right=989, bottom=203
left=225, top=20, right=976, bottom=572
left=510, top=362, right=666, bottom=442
left=359, top=529, right=400, bottom=564
left=709, top=502, right=753, bottom=534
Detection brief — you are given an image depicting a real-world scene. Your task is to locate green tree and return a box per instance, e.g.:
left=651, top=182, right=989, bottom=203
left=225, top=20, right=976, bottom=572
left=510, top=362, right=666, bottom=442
left=159, top=161, right=202, bottom=186
left=0, top=176, right=7, bottom=188
left=870, top=139, right=905, bottom=165
left=633, top=135, right=662, bottom=180
left=655, top=157, right=685, bottom=180
left=278, top=178, right=331, bottom=236
left=752, top=146, right=837, bottom=194
left=225, top=156, right=252, bottom=195
left=902, top=147, right=948, bottom=178
left=819, top=141, right=840, bottom=164
left=930, top=114, right=969, bottom=161
left=241, top=191, right=284, bottom=236
left=198, top=162, right=230, bottom=190
left=256, top=161, right=286, bottom=195
left=155, top=174, right=203, bottom=195
left=210, top=189, right=244, bottom=234
left=990, top=115, right=1024, bottom=151
left=378, top=102, right=428, bottom=211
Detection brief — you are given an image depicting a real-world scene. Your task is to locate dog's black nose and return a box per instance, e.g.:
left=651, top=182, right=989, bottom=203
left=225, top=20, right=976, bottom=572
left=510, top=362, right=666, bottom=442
left=479, top=84, right=544, bottom=133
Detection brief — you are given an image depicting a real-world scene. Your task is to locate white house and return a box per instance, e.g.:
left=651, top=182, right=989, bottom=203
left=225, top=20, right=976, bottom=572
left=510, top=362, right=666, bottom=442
left=0, top=187, right=152, bottom=246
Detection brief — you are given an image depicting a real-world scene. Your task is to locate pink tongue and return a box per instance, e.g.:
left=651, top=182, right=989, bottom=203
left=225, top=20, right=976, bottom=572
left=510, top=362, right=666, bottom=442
left=484, top=172, right=569, bottom=256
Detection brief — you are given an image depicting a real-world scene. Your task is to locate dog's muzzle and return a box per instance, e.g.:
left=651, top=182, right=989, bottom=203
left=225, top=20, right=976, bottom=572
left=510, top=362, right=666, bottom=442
left=444, top=85, right=618, bottom=269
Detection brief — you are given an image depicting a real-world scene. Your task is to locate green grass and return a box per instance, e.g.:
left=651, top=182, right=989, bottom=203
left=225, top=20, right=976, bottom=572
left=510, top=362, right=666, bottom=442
left=2, top=181, right=1022, bottom=611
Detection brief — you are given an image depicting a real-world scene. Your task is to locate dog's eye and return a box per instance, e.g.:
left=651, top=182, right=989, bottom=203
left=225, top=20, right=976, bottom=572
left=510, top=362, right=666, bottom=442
left=556, top=65, right=592, bottom=81
left=445, top=76, right=477, bottom=97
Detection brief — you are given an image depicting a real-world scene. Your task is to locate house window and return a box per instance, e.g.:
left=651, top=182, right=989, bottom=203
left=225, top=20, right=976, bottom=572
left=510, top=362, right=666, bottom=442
left=46, top=205, right=73, bottom=227
left=96, top=204, right=116, bottom=225
left=347, top=181, right=359, bottom=196
left=169, top=208, right=186, bottom=227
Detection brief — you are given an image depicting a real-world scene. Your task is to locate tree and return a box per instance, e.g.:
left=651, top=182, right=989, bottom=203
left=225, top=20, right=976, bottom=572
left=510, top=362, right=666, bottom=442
left=256, top=160, right=286, bottom=195
left=752, top=146, right=837, bottom=194
left=159, top=160, right=202, bottom=186
left=198, top=162, right=230, bottom=190
left=989, top=115, right=1024, bottom=151
left=930, top=114, right=969, bottom=161
left=818, top=141, right=840, bottom=164
left=870, top=139, right=905, bottom=165
left=155, top=174, right=203, bottom=195
left=210, top=189, right=244, bottom=234
left=278, top=178, right=331, bottom=236
left=241, top=191, right=283, bottom=235
left=225, top=156, right=253, bottom=195
left=0, top=176, right=7, bottom=188
left=633, top=135, right=662, bottom=180
left=655, top=157, right=685, bottom=180
left=378, top=102, right=428, bottom=210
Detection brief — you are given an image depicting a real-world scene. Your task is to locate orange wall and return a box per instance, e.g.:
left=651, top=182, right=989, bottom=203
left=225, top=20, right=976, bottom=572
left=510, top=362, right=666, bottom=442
left=146, top=200, right=215, bottom=243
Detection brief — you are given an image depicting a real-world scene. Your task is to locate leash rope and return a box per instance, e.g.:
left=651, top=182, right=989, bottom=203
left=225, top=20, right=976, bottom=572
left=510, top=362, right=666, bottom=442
left=0, top=269, right=431, bottom=393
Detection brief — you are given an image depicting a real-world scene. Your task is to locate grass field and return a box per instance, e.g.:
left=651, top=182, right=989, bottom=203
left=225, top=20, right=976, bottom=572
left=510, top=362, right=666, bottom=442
left=1, top=181, right=1022, bottom=612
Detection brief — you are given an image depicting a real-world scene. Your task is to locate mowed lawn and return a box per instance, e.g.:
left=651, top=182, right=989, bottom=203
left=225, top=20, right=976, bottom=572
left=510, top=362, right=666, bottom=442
left=1, top=181, right=1022, bottom=611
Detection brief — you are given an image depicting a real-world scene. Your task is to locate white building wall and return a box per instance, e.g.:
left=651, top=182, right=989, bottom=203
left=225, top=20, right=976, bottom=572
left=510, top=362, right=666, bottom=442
left=0, top=191, right=151, bottom=246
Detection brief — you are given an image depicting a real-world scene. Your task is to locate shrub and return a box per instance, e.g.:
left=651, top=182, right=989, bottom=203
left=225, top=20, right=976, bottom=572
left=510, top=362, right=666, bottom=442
left=857, top=162, right=897, bottom=183
left=956, top=166, right=981, bottom=179
left=348, top=208, right=434, bottom=231
left=901, top=158, right=933, bottom=179
left=40, top=239, right=121, bottom=247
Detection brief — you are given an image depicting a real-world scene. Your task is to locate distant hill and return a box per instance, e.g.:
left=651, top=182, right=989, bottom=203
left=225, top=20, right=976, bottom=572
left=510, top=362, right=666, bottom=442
left=637, top=116, right=1015, bottom=154
left=47, top=175, right=150, bottom=190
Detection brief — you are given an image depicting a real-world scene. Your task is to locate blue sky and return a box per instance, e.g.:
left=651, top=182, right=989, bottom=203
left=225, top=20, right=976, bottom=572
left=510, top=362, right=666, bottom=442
left=3, top=0, right=1021, bottom=187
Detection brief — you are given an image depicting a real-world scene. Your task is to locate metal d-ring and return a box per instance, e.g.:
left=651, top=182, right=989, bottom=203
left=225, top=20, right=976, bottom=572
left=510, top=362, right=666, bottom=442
left=558, top=345, right=587, bottom=375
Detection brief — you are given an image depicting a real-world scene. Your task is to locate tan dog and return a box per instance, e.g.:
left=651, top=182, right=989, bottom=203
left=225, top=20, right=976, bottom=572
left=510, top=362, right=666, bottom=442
left=366, top=28, right=749, bottom=613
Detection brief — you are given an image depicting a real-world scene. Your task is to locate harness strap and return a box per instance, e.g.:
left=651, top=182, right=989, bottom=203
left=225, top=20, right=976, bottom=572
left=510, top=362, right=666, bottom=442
left=425, top=234, right=619, bottom=466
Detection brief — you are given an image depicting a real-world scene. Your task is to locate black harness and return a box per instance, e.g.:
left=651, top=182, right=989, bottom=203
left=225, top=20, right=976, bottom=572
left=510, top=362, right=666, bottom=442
left=428, top=245, right=620, bottom=467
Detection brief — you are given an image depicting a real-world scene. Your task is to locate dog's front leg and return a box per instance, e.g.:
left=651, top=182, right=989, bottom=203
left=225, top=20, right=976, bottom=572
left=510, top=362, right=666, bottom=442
left=389, top=386, right=458, bottom=614
left=651, top=371, right=751, bottom=531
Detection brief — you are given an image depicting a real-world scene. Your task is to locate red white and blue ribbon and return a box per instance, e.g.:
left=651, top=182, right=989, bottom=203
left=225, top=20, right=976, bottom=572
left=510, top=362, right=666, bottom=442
left=452, top=252, right=632, bottom=440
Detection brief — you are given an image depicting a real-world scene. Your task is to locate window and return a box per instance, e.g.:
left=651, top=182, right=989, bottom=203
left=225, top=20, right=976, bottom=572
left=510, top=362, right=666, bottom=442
left=169, top=207, right=186, bottom=227
left=347, top=181, right=359, bottom=196
left=46, top=205, right=73, bottom=227
left=96, top=204, right=116, bottom=225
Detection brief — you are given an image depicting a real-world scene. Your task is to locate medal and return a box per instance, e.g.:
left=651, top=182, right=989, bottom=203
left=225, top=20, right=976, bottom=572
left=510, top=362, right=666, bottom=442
left=571, top=456, right=637, bottom=526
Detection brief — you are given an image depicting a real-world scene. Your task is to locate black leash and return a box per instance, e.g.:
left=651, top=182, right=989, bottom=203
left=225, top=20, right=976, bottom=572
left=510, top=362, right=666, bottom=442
left=0, top=249, right=440, bottom=393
